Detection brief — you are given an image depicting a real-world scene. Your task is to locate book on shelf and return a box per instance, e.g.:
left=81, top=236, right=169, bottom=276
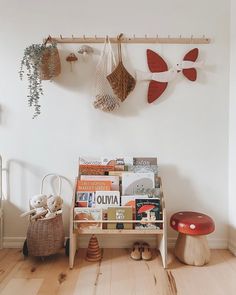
left=76, top=180, right=111, bottom=191
left=95, top=191, right=120, bottom=209
left=135, top=199, right=161, bottom=229
left=133, top=157, right=158, bottom=166
left=121, top=195, right=157, bottom=209
left=80, top=175, right=119, bottom=191
left=74, top=208, right=102, bottom=229
left=79, top=165, right=114, bottom=175
left=122, top=172, right=155, bottom=195
left=107, top=206, right=133, bottom=229
left=75, top=192, right=95, bottom=207
left=101, top=157, right=133, bottom=171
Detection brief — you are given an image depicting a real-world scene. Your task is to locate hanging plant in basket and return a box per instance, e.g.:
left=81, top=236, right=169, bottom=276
left=19, top=36, right=61, bottom=118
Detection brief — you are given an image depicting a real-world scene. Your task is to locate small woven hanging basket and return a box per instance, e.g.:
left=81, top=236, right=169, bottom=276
left=27, top=214, right=64, bottom=257
left=40, top=47, right=61, bottom=80
left=107, top=34, right=136, bottom=101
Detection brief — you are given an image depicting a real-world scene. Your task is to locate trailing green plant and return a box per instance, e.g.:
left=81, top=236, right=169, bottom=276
left=19, top=40, right=60, bottom=118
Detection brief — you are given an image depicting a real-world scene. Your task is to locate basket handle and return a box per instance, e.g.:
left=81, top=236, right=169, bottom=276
left=40, top=173, right=62, bottom=196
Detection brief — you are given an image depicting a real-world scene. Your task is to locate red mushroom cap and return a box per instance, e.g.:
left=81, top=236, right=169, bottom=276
left=170, top=211, right=215, bottom=235
left=138, top=204, right=155, bottom=214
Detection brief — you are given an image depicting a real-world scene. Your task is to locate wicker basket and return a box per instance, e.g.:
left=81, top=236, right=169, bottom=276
left=26, top=174, right=64, bottom=257
left=27, top=214, right=64, bottom=257
left=40, top=47, right=61, bottom=80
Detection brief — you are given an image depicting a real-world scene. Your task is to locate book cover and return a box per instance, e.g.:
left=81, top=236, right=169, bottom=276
left=80, top=175, right=119, bottom=191
left=101, top=157, right=133, bottom=171
left=121, top=195, right=150, bottom=209
left=76, top=180, right=111, bottom=191
left=122, top=172, right=155, bottom=195
left=75, top=192, right=95, bottom=207
left=107, top=207, right=133, bottom=229
left=79, top=165, right=114, bottom=175
left=135, top=199, right=161, bottom=229
left=74, top=208, right=102, bottom=229
left=79, top=157, right=103, bottom=165
left=133, top=157, right=158, bottom=166
left=95, top=191, right=120, bottom=209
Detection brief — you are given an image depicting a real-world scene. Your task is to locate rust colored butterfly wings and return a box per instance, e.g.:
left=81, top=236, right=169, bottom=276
left=147, top=49, right=169, bottom=103
left=146, top=48, right=202, bottom=103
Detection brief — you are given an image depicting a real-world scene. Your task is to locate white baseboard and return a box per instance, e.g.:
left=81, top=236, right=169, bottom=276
left=2, top=236, right=228, bottom=250
left=228, top=239, right=236, bottom=256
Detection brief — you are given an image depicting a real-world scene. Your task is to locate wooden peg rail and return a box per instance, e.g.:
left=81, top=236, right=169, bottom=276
left=48, top=36, right=210, bottom=44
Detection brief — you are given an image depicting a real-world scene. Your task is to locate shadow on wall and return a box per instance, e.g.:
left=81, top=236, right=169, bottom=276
left=3, top=159, right=73, bottom=237
left=159, top=164, right=224, bottom=239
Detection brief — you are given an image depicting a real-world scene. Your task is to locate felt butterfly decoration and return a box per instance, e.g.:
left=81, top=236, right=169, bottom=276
left=136, top=48, right=204, bottom=103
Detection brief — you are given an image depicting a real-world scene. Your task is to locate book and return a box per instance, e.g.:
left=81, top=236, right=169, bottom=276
left=79, top=165, right=114, bottom=175
left=75, top=192, right=95, bottom=207
left=95, top=191, right=120, bottom=209
left=133, top=157, right=158, bottom=166
left=101, top=157, right=133, bottom=171
left=76, top=180, right=111, bottom=191
left=74, top=208, right=102, bottom=229
left=121, top=195, right=150, bottom=209
left=80, top=175, right=119, bottom=191
left=107, top=206, right=133, bottom=229
left=135, top=199, right=161, bottom=229
left=122, top=172, right=155, bottom=195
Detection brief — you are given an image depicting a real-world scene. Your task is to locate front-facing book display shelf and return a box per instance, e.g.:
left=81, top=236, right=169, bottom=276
left=69, top=173, right=167, bottom=269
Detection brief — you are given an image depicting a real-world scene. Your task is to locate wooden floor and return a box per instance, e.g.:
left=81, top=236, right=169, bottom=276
left=0, top=248, right=236, bottom=295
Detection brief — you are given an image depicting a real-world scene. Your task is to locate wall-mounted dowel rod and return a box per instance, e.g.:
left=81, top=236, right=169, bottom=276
left=47, top=36, right=210, bottom=44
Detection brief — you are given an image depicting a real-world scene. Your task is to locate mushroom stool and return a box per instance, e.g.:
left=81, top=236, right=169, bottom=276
left=170, top=212, right=215, bottom=266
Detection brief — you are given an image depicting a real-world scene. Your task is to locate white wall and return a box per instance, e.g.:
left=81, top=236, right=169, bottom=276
left=0, top=0, right=230, bottom=248
left=229, top=0, right=236, bottom=254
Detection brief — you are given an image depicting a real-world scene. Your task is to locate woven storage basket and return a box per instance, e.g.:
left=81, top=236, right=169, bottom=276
left=26, top=174, right=64, bottom=257
left=40, top=47, right=61, bottom=80
left=27, top=214, right=64, bottom=257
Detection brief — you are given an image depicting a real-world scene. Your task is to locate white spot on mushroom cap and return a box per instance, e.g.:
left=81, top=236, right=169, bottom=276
left=178, top=212, right=183, bottom=215
left=198, top=215, right=203, bottom=218
left=179, top=223, right=185, bottom=227
left=172, top=221, right=176, bottom=226
left=190, top=224, right=196, bottom=229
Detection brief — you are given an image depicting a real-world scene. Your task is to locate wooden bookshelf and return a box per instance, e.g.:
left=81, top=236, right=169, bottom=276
left=69, top=174, right=167, bottom=269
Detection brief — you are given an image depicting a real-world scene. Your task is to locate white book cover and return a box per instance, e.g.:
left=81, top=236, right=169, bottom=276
left=101, top=156, right=133, bottom=166
left=122, top=172, right=155, bottom=195
left=95, top=191, right=120, bottom=209
left=80, top=175, right=119, bottom=191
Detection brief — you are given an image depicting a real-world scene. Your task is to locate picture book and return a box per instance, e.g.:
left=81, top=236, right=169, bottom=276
left=135, top=199, right=161, bottom=229
left=79, top=157, right=103, bottom=165
left=95, top=191, right=120, bottom=209
left=101, top=157, right=133, bottom=171
left=74, top=208, right=102, bottom=229
left=76, top=180, right=111, bottom=191
left=133, top=157, right=158, bottom=166
left=121, top=195, right=149, bottom=209
left=75, top=192, right=95, bottom=207
left=80, top=175, right=119, bottom=191
left=107, top=207, right=133, bottom=229
left=122, top=172, right=155, bottom=195
left=79, top=165, right=114, bottom=175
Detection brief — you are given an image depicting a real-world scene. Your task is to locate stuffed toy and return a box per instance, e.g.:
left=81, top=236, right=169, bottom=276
left=45, top=195, right=63, bottom=219
left=21, top=194, right=48, bottom=220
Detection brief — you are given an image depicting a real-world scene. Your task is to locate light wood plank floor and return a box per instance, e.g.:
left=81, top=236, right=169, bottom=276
left=0, top=248, right=236, bottom=295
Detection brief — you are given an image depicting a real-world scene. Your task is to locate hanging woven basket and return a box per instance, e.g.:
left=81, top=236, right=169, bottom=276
left=40, top=47, right=61, bottom=80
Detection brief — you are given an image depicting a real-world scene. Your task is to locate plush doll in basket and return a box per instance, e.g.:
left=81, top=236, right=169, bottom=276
left=20, top=194, right=48, bottom=220
left=44, top=195, right=63, bottom=219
